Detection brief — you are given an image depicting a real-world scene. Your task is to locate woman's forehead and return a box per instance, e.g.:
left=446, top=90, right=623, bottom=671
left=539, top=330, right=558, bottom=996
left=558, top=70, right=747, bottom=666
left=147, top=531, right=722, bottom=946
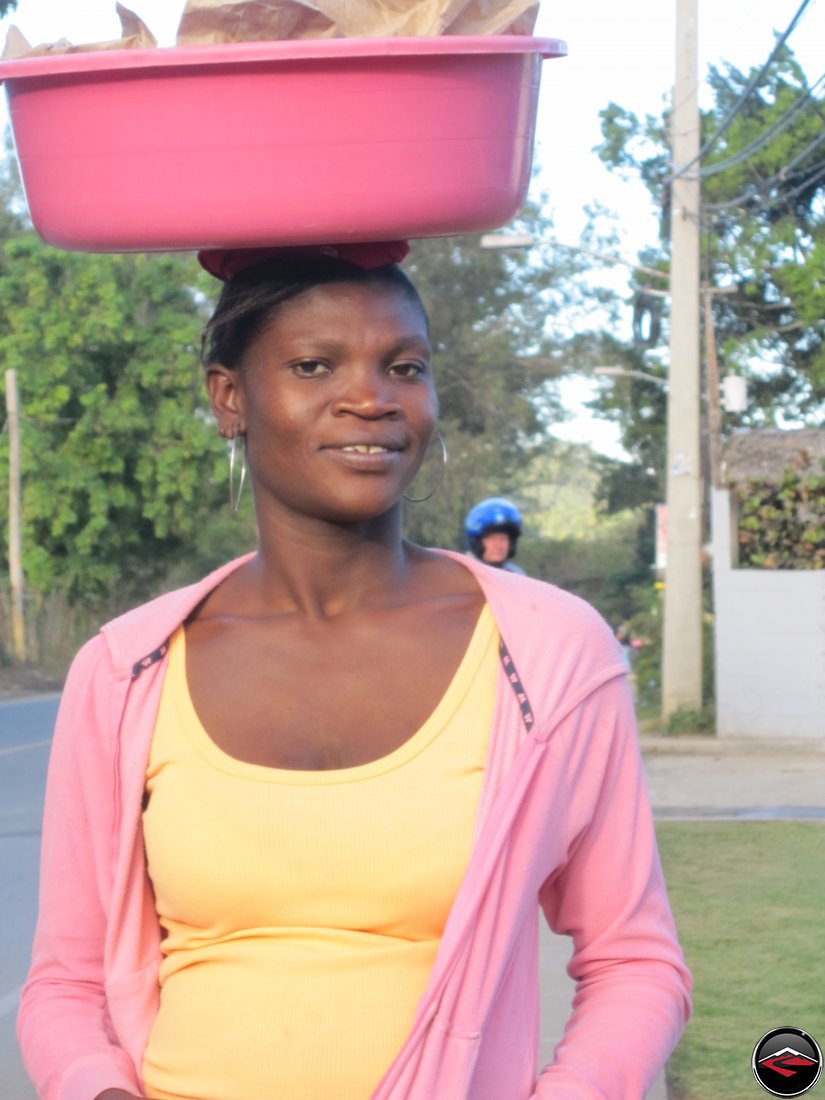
left=264, top=280, right=429, bottom=341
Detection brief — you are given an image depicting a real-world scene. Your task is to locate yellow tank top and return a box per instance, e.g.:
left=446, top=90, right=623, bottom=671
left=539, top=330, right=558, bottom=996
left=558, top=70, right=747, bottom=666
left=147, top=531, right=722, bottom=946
left=142, top=606, right=498, bottom=1100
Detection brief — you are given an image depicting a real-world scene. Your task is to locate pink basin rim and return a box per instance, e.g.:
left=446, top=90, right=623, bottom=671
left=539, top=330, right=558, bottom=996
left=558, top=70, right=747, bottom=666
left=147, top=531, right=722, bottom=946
left=0, top=35, right=567, bottom=83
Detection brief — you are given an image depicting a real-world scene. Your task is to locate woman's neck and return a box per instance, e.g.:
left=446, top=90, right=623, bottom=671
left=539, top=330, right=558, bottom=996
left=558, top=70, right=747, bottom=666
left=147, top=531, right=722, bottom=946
left=240, top=504, right=416, bottom=621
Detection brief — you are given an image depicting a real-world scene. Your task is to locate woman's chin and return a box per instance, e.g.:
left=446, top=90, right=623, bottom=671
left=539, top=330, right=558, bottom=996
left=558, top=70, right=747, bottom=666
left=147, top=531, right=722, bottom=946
left=301, top=493, right=405, bottom=529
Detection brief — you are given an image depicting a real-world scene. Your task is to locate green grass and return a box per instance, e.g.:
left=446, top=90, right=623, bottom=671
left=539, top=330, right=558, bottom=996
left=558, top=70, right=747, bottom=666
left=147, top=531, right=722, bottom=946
left=656, top=821, right=825, bottom=1100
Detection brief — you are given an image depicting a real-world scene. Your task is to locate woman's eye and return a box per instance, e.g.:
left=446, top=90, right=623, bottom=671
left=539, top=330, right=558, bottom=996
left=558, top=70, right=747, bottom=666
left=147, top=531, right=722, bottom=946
left=389, top=361, right=426, bottom=379
left=292, top=360, right=331, bottom=378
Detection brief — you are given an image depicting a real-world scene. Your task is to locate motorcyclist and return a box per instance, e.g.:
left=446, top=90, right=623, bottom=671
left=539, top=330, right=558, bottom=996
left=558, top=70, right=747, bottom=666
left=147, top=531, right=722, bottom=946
left=465, top=497, right=525, bottom=574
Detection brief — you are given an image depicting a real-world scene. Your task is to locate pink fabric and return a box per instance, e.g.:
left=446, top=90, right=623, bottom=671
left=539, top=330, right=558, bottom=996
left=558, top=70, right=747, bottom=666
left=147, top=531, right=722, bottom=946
left=18, top=552, right=691, bottom=1100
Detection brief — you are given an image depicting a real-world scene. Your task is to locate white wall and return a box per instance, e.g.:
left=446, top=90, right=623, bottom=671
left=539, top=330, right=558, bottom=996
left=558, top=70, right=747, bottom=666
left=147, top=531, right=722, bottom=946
left=711, top=489, right=825, bottom=741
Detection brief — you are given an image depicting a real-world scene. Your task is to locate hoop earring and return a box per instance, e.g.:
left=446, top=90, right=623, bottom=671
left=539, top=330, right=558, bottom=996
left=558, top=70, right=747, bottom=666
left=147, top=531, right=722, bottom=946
left=229, top=433, right=247, bottom=513
left=404, top=430, right=447, bottom=503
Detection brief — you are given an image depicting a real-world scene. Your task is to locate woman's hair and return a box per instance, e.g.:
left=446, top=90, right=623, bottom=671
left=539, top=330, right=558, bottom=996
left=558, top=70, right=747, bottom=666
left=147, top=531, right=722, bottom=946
left=201, top=253, right=429, bottom=370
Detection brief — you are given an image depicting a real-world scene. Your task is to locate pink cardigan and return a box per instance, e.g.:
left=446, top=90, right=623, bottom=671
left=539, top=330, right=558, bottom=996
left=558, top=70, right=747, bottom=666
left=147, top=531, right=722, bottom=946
left=19, top=552, right=691, bottom=1100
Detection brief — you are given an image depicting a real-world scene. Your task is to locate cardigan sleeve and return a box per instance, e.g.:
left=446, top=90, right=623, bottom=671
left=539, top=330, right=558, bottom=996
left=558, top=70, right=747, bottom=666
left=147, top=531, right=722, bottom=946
left=17, top=636, right=143, bottom=1100
left=533, top=673, right=692, bottom=1099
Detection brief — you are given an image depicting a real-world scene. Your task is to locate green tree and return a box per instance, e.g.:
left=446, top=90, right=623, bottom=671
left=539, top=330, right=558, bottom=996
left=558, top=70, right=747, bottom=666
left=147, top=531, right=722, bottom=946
left=702, top=50, right=825, bottom=421
left=595, top=45, right=825, bottom=425
left=515, top=442, right=647, bottom=624
left=569, top=43, right=825, bottom=580
left=0, top=234, right=228, bottom=655
left=402, top=202, right=589, bottom=550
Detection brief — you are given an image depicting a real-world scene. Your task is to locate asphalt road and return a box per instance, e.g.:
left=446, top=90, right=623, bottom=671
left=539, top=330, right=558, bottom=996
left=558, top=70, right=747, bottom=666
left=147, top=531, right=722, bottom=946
left=5, top=694, right=823, bottom=1100
left=0, top=695, right=57, bottom=1100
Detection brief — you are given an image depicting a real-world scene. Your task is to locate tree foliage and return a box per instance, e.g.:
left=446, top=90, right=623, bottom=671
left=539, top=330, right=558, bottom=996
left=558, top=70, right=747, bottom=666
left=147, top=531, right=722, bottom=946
left=390, top=201, right=589, bottom=551
left=576, top=43, right=825, bottom=593
left=516, top=445, right=645, bottom=626
left=595, top=46, right=825, bottom=425
left=0, top=237, right=226, bottom=614
left=701, top=50, right=825, bottom=421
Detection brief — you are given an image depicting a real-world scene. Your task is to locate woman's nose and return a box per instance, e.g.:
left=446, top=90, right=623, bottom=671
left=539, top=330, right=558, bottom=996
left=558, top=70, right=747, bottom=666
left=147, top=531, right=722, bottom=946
left=331, top=367, right=401, bottom=418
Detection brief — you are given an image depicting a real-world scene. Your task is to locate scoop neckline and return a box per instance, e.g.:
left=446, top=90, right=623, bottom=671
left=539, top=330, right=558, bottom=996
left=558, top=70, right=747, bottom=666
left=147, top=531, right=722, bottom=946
left=169, top=604, right=496, bottom=785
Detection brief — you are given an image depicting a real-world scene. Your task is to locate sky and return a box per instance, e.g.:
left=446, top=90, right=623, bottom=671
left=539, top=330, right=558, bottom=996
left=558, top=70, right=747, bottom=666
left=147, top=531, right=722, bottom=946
left=0, top=0, right=822, bottom=457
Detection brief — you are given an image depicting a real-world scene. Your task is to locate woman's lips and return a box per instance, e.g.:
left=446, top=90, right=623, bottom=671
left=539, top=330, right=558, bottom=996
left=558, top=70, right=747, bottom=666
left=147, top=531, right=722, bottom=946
left=322, top=442, right=404, bottom=470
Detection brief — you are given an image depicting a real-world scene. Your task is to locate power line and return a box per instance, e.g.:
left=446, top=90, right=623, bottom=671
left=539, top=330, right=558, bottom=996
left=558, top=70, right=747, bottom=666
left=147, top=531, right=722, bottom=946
left=669, top=0, right=778, bottom=132
left=668, top=0, right=816, bottom=183
left=694, top=0, right=815, bottom=164
left=779, top=157, right=825, bottom=201
left=699, top=71, right=825, bottom=178
left=703, top=138, right=825, bottom=212
left=781, top=124, right=825, bottom=174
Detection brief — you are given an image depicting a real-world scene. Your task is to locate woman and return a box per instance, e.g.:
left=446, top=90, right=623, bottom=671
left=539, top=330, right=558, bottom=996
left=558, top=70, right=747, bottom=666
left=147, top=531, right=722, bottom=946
left=18, top=243, right=690, bottom=1100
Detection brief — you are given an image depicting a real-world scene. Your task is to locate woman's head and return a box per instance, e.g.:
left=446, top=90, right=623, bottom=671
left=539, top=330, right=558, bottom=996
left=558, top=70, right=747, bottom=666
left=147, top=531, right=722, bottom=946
left=202, top=249, right=438, bottom=527
left=201, top=248, right=429, bottom=372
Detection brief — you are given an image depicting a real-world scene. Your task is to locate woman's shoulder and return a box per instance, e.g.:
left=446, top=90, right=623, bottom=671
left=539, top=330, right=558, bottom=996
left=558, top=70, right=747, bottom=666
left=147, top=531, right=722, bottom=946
left=496, top=572, right=617, bottom=652
left=91, top=555, right=255, bottom=675
left=435, top=549, right=611, bottom=632
left=436, top=552, right=624, bottom=692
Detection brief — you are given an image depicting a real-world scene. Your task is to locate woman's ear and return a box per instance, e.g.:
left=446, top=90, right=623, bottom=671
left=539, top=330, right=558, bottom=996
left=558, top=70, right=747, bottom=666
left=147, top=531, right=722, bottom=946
left=206, top=364, right=245, bottom=438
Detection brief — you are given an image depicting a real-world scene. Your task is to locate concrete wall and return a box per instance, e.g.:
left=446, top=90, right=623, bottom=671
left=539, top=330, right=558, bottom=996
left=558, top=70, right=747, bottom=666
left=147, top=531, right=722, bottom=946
left=711, top=489, right=825, bottom=741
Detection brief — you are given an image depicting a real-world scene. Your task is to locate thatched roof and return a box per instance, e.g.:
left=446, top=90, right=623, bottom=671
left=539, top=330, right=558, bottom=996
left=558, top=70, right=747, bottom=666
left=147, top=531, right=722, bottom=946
left=722, top=428, right=825, bottom=486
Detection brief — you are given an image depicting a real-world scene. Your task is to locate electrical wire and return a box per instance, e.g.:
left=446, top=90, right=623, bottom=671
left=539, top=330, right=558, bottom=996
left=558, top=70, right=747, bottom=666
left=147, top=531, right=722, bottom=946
left=702, top=119, right=825, bottom=212
left=699, top=71, right=825, bottom=178
left=695, top=0, right=815, bottom=162
left=781, top=125, right=825, bottom=175
left=701, top=166, right=825, bottom=226
left=668, top=0, right=816, bottom=182
left=780, top=157, right=825, bottom=201
left=703, top=137, right=825, bottom=212
left=669, top=0, right=775, bottom=135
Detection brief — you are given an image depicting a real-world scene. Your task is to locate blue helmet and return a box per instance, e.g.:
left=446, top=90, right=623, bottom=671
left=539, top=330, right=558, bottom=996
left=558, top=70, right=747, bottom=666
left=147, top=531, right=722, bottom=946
left=465, top=497, right=522, bottom=560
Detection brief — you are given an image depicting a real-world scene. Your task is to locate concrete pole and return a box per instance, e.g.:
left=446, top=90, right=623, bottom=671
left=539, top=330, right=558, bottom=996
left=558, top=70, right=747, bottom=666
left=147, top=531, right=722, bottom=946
left=5, top=368, right=26, bottom=662
left=662, top=0, right=703, bottom=717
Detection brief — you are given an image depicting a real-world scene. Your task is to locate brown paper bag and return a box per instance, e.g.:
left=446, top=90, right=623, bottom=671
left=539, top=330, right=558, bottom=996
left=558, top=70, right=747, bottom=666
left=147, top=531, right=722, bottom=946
left=176, top=1, right=336, bottom=45
left=176, top=0, right=539, bottom=44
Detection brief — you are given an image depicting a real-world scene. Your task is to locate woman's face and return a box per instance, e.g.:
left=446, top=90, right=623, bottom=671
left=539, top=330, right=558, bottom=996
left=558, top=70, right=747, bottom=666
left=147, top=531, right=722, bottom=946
left=207, top=279, right=437, bottom=525
left=481, top=531, right=512, bottom=564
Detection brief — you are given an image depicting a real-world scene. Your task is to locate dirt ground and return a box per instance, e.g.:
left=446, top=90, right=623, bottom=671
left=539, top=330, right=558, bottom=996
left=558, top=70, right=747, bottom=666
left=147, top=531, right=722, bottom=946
left=0, top=663, right=63, bottom=699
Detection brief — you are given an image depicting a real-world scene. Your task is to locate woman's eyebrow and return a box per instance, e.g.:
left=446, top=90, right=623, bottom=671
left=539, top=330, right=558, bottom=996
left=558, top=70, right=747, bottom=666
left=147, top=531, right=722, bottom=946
left=384, top=336, right=432, bottom=357
left=283, top=335, right=431, bottom=357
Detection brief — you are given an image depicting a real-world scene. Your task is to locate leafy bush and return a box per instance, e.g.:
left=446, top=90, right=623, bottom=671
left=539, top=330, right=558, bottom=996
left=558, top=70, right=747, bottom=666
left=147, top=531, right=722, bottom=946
left=737, top=458, right=825, bottom=569
left=664, top=705, right=715, bottom=735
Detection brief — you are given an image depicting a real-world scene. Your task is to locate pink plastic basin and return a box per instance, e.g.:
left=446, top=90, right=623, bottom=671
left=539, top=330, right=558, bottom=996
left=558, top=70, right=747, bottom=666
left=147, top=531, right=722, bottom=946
left=0, top=36, right=565, bottom=252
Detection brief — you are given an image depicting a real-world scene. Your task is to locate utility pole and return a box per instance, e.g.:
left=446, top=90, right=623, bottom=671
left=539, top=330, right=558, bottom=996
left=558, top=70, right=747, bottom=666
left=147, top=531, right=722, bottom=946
left=662, top=0, right=703, bottom=718
left=6, top=368, right=25, bottom=662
